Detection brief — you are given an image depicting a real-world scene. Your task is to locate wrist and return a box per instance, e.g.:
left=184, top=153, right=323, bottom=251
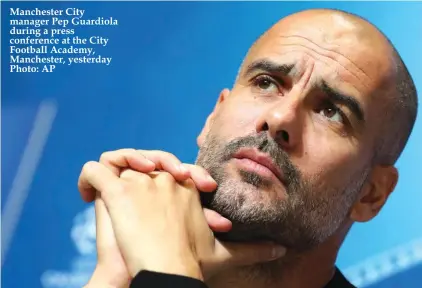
left=130, top=255, right=204, bottom=282
left=86, top=266, right=130, bottom=288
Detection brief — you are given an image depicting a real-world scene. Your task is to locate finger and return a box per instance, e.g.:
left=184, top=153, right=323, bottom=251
left=78, top=176, right=97, bottom=203
left=95, top=194, right=117, bottom=260
left=78, top=161, right=122, bottom=206
left=99, top=149, right=156, bottom=175
left=213, top=241, right=286, bottom=268
left=78, top=161, right=100, bottom=202
left=138, top=150, right=190, bottom=181
left=182, top=164, right=217, bottom=192
left=120, top=168, right=153, bottom=184
left=79, top=149, right=156, bottom=202
left=203, top=208, right=232, bottom=232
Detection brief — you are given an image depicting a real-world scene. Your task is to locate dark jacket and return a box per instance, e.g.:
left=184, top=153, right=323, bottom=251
left=130, top=268, right=356, bottom=288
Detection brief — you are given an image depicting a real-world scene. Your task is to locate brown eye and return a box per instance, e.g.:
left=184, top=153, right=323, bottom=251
left=253, top=75, right=279, bottom=93
left=323, top=107, right=336, bottom=118
left=258, top=78, right=273, bottom=89
left=319, top=106, right=344, bottom=123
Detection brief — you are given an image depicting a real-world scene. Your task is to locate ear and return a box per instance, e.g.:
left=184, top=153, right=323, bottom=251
left=197, top=88, right=230, bottom=147
left=350, top=166, right=398, bottom=222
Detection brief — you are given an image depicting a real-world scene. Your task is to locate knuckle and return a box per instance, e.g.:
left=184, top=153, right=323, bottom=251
left=183, top=178, right=196, bottom=190
left=82, top=161, right=97, bottom=175
left=155, top=150, right=177, bottom=160
left=137, top=149, right=159, bottom=160
left=99, top=151, right=112, bottom=163
left=190, top=166, right=204, bottom=177
left=121, top=169, right=152, bottom=185
left=117, top=148, right=136, bottom=153
left=186, top=164, right=207, bottom=175
left=158, top=171, right=175, bottom=182
left=182, top=179, right=199, bottom=200
left=120, top=169, right=136, bottom=181
left=124, top=148, right=137, bottom=156
left=99, top=149, right=136, bottom=162
left=135, top=172, right=152, bottom=186
left=122, top=148, right=136, bottom=152
left=163, top=151, right=176, bottom=158
left=136, top=149, right=147, bottom=155
left=153, top=171, right=177, bottom=187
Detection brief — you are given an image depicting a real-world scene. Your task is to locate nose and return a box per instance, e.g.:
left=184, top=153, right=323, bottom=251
left=255, top=99, right=303, bottom=150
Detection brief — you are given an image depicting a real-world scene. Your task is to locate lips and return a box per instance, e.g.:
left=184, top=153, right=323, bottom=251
left=233, top=148, right=285, bottom=185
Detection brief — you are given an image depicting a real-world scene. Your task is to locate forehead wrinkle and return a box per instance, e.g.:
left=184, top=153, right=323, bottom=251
left=256, top=44, right=363, bottom=94
left=277, top=35, right=372, bottom=87
left=275, top=42, right=367, bottom=91
left=257, top=50, right=330, bottom=81
left=240, top=51, right=301, bottom=85
left=279, top=35, right=369, bottom=78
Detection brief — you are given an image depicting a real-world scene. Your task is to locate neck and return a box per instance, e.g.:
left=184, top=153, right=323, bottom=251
left=206, top=236, right=343, bottom=288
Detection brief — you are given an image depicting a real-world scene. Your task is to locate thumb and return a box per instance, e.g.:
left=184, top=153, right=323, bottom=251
left=212, top=241, right=286, bottom=270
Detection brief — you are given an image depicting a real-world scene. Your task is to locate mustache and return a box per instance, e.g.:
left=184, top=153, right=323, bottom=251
left=221, top=132, right=301, bottom=190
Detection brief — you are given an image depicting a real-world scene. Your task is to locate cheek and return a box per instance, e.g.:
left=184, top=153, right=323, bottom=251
left=300, top=134, right=362, bottom=188
left=212, top=100, right=264, bottom=140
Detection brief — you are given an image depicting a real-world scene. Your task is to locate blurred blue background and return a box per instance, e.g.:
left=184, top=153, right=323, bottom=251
left=2, top=2, right=421, bottom=287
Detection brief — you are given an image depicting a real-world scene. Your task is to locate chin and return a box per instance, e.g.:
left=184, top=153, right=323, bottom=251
left=220, top=180, right=275, bottom=207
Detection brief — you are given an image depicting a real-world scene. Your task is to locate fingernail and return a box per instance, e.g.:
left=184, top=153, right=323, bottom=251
left=271, top=246, right=286, bottom=259
left=146, top=159, right=155, bottom=166
left=219, top=217, right=232, bottom=225
left=207, top=175, right=216, bottom=183
left=179, top=164, right=189, bottom=174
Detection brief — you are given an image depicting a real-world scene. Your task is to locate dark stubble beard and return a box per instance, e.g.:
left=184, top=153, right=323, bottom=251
left=195, top=131, right=361, bottom=252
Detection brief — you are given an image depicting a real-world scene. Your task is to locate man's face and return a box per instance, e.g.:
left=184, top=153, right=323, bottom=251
left=196, top=13, right=393, bottom=251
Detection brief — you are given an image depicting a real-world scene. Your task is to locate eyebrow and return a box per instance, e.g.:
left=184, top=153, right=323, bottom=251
left=244, top=59, right=365, bottom=124
left=320, top=81, right=365, bottom=123
left=244, top=59, right=295, bottom=78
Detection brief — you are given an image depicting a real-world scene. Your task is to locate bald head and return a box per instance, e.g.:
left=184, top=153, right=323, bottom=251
left=196, top=8, right=417, bottom=251
left=238, top=8, right=418, bottom=165
left=374, top=46, right=418, bottom=164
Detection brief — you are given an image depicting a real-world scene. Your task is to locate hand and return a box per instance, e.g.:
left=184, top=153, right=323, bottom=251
left=80, top=163, right=286, bottom=281
left=79, top=149, right=232, bottom=287
left=84, top=195, right=131, bottom=288
left=80, top=149, right=233, bottom=232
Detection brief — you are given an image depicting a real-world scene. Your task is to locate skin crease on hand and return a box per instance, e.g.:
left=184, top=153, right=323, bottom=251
left=191, top=9, right=416, bottom=288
